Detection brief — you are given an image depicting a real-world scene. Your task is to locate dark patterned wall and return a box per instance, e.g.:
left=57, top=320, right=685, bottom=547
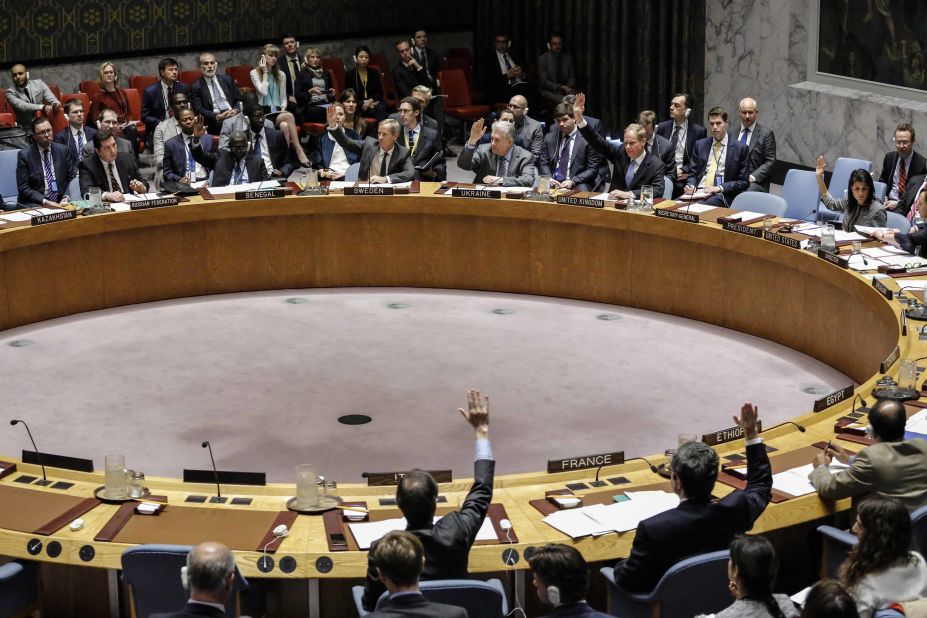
left=0, top=1, right=475, bottom=65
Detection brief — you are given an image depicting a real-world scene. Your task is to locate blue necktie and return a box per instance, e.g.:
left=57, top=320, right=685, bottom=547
left=554, top=135, right=571, bottom=182
left=233, top=160, right=244, bottom=185
left=42, top=149, right=58, bottom=202
left=740, top=128, right=749, bottom=144
left=252, top=133, right=262, bottom=158
left=76, top=130, right=84, bottom=155
left=625, top=160, right=637, bottom=187
left=187, top=137, right=197, bottom=176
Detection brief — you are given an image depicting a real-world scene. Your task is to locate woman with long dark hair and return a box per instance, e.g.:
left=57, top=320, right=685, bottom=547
left=344, top=45, right=387, bottom=123
left=816, top=157, right=887, bottom=231
left=339, top=89, right=367, bottom=138
left=705, top=535, right=797, bottom=618
left=839, top=497, right=927, bottom=617
left=801, top=581, right=859, bottom=618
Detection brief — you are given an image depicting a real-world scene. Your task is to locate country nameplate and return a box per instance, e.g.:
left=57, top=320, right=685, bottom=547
left=722, top=219, right=764, bottom=238
left=235, top=188, right=287, bottom=200
left=654, top=208, right=699, bottom=223
left=547, top=451, right=625, bottom=473
left=30, top=210, right=77, bottom=226
left=345, top=186, right=395, bottom=196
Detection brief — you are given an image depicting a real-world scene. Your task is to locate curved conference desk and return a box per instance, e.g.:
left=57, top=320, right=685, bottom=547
left=0, top=187, right=911, bottom=614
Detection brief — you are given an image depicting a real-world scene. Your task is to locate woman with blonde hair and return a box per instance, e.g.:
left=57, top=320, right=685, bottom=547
left=88, top=61, right=139, bottom=152
left=250, top=43, right=310, bottom=167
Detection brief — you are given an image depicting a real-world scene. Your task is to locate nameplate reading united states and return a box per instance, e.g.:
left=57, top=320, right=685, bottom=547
left=30, top=210, right=77, bottom=226
left=129, top=196, right=180, bottom=210
left=763, top=230, right=802, bottom=249
left=365, top=469, right=452, bottom=486
left=345, top=186, right=395, bottom=196
left=701, top=421, right=763, bottom=446
left=235, top=188, right=287, bottom=200
left=451, top=188, right=500, bottom=199
left=654, top=208, right=699, bottom=223
left=722, top=220, right=764, bottom=238
left=880, top=345, right=900, bottom=373
left=817, top=249, right=849, bottom=268
left=872, top=276, right=894, bottom=300
left=813, top=384, right=854, bottom=412
left=556, top=195, right=605, bottom=208
left=547, top=451, right=625, bottom=473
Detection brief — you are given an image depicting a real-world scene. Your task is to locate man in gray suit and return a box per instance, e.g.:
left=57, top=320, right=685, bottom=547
left=458, top=118, right=537, bottom=187
left=728, top=97, right=776, bottom=192
left=507, top=95, right=543, bottom=163
left=6, top=64, right=59, bottom=129
left=326, top=106, right=415, bottom=184
left=639, top=110, right=676, bottom=180
left=537, top=33, right=576, bottom=108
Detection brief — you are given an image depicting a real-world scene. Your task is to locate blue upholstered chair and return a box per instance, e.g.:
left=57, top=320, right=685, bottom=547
left=874, top=180, right=888, bottom=201
left=730, top=192, right=788, bottom=217
left=816, top=524, right=858, bottom=579
left=781, top=169, right=820, bottom=221
left=352, top=578, right=509, bottom=618
left=600, top=550, right=731, bottom=618
left=0, top=560, right=38, bottom=617
left=0, top=149, right=18, bottom=210
left=886, top=210, right=912, bottom=234
left=345, top=162, right=360, bottom=182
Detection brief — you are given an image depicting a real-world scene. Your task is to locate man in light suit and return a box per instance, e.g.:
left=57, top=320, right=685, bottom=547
left=458, top=118, right=537, bottom=187
left=190, top=53, right=241, bottom=135
left=529, top=544, right=611, bottom=618
left=5, top=64, right=59, bottom=129
left=79, top=129, right=149, bottom=202
left=395, top=97, right=446, bottom=181
left=656, top=93, right=707, bottom=197
left=326, top=106, right=415, bottom=184
left=163, top=109, right=213, bottom=185
left=507, top=95, right=543, bottom=163
left=537, top=33, right=576, bottom=108
left=53, top=99, right=97, bottom=165
left=879, top=122, right=927, bottom=212
left=150, top=542, right=236, bottom=618
left=141, top=57, right=189, bottom=148
left=728, top=97, right=776, bottom=192
left=538, top=102, right=602, bottom=191
left=811, top=398, right=927, bottom=513
left=638, top=110, right=676, bottom=180
left=684, top=106, right=750, bottom=207
left=16, top=117, right=76, bottom=208
left=614, top=403, right=771, bottom=593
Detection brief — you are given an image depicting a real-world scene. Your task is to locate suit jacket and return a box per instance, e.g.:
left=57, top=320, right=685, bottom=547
left=328, top=127, right=415, bottom=183
left=649, top=133, right=676, bottom=180
left=163, top=133, right=214, bottom=183
left=540, top=602, right=612, bottom=618
left=457, top=143, right=537, bottom=187
left=580, top=124, right=664, bottom=197
left=809, top=439, right=927, bottom=512
left=218, top=115, right=274, bottom=150
left=16, top=143, right=77, bottom=205
left=393, top=62, right=436, bottom=99
left=880, top=150, right=927, bottom=201
left=480, top=50, right=525, bottom=102
left=729, top=123, right=777, bottom=190
left=311, top=128, right=362, bottom=169
left=537, top=50, right=576, bottom=94
left=280, top=54, right=303, bottom=100
left=685, top=137, right=751, bottom=205
left=614, top=441, right=772, bottom=593
left=141, top=81, right=190, bottom=139
left=150, top=601, right=225, bottom=618
left=190, top=75, right=241, bottom=132
left=398, top=124, right=446, bottom=181
left=5, top=80, right=59, bottom=127
left=656, top=119, right=707, bottom=170
left=53, top=125, right=97, bottom=166
left=362, top=458, right=495, bottom=610
left=514, top=116, right=544, bottom=163
left=294, top=68, right=334, bottom=112
left=368, top=593, right=468, bottom=618
left=346, top=67, right=385, bottom=103
left=412, top=46, right=442, bottom=83
left=901, top=174, right=927, bottom=218
left=78, top=153, right=148, bottom=197
left=539, top=127, right=602, bottom=190
left=192, top=144, right=269, bottom=187
left=388, top=112, right=439, bottom=133
left=249, top=126, right=296, bottom=178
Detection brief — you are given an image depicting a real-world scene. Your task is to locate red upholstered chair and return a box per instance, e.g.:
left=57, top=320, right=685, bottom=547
left=301, top=123, right=326, bottom=137
left=441, top=48, right=473, bottom=70
left=79, top=80, right=101, bottom=98
left=225, top=65, right=255, bottom=92
left=438, top=69, right=490, bottom=139
left=129, top=75, right=158, bottom=92
left=123, top=87, right=145, bottom=152
left=0, top=112, right=14, bottom=127
left=0, top=90, right=9, bottom=114
left=41, top=106, right=69, bottom=133
left=321, top=58, right=345, bottom=96
left=48, top=84, right=62, bottom=100
left=179, top=70, right=203, bottom=87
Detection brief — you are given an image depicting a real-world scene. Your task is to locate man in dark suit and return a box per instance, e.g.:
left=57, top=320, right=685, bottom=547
left=573, top=95, right=664, bottom=199
left=508, top=95, right=544, bottom=164
left=613, top=403, right=771, bottom=593
left=537, top=33, right=576, bottom=108
left=390, top=85, right=438, bottom=132
left=366, top=531, right=468, bottom=618
left=684, top=106, right=750, bottom=207
left=362, top=389, right=495, bottom=611
left=638, top=110, right=675, bottom=180
left=538, top=102, right=602, bottom=191
left=163, top=109, right=213, bottom=185
left=481, top=33, right=540, bottom=111
left=879, top=122, right=927, bottom=212
left=729, top=97, right=777, bottom=192
left=141, top=57, right=189, bottom=148
left=396, top=97, right=446, bottom=181
left=529, top=544, right=611, bottom=618
left=411, top=30, right=441, bottom=86
left=280, top=35, right=303, bottom=113
left=326, top=106, right=415, bottom=184
left=190, top=53, right=241, bottom=135
left=193, top=129, right=268, bottom=187
left=16, top=117, right=76, bottom=208
left=393, top=39, right=446, bottom=136
left=244, top=105, right=296, bottom=179
left=656, top=93, right=707, bottom=197
left=79, top=129, right=149, bottom=201
left=458, top=118, right=537, bottom=187
left=53, top=99, right=97, bottom=168
left=150, top=542, right=235, bottom=618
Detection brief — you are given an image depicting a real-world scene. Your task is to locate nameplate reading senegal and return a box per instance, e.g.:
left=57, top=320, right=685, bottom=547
left=817, top=249, right=849, bottom=268
left=654, top=208, right=699, bottom=223
left=345, top=186, right=395, bottom=196
left=722, top=220, right=764, bottom=238
left=556, top=195, right=605, bottom=209
left=880, top=345, right=900, bottom=373
left=547, top=451, right=625, bottom=473
left=701, top=421, right=763, bottom=446
left=235, top=188, right=287, bottom=200
left=365, top=469, right=452, bottom=486
left=30, top=209, right=77, bottom=226
left=129, top=196, right=180, bottom=210
left=763, top=230, right=802, bottom=249
left=451, top=188, right=501, bottom=199
left=872, top=276, right=894, bottom=300
left=813, top=384, right=854, bottom=412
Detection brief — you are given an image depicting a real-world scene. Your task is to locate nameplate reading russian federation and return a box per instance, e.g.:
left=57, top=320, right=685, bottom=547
left=235, top=188, right=287, bottom=200
left=880, top=345, right=900, bottom=373
left=817, top=249, right=849, bottom=268
left=365, top=469, right=452, bottom=486
left=451, top=188, right=501, bottom=199
left=813, top=385, right=854, bottom=412
left=556, top=195, right=605, bottom=209
left=872, top=277, right=894, bottom=300
left=722, top=220, right=764, bottom=238
left=30, top=210, right=77, bottom=226
left=654, top=208, right=699, bottom=223
left=764, top=230, right=802, bottom=249
left=345, top=186, right=395, bottom=196
left=129, top=196, right=180, bottom=210
left=701, top=421, right=764, bottom=446
left=547, top=451, right=625, bottom=474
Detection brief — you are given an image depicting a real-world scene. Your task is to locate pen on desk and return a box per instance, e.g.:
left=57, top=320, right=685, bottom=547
left=336, top=505, right=369, bottom=513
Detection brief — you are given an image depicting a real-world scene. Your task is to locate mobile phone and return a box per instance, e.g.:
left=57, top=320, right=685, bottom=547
left=330, top=533, right=347, bottom=546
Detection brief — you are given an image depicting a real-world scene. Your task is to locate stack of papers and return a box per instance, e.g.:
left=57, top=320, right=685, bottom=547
left=725, top=211, right=766, bottom=221
left=772, top=461, right=849, bottom=497
left=679, top=191, right=709, bottom=201
left=674, top=203, right=716, bottom=214
left=906, top=410, right=927, bottom=438
left=793, top=226, right=867, bottom=242
left=542, top=491, right=679, bottom=538
left=348, top=516, right=497, bottom=550
left=473, top=185, right=531, bottom=194
left=124, top=192, right=167, bottom=202
left=207, top=181, right=280, bottom=195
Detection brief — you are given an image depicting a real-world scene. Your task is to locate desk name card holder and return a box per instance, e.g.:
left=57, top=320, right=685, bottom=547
left=721, top=219, right=764, bottom=238
left=654, top=207, right=699, bottom=224
left=235, top=188, right=288, bottom=200
left=451, top=188, right=501, bottom=199
left=363, top=469, right=452, bottom=486
left=881, top=345, right=901, bottom=373
left=30, top=210, right=77, bottom=226
left=763, top=230, right=802, bottom=249
left=129, top=196, right=180, bottom=210
left=817, top=248, right=849, bottom=268
left=812, top=384, right=854, bottom=412
left=345, top=186, right=395, bottom=196
left=872, top=276, right=894, bottom=300
left=701, top=420, right=763, bottom=446
left=547, top=451, right=624, bottom=473
left=556, top=195, right=606, bottom=209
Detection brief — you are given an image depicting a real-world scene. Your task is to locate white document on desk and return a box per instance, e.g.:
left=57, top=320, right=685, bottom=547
left=585, top=491, right=680, bottom=533
left=725, top=211, right=766, bottom=221
left=863, top=245, right=911, bottom=257
left=675, top=203, right=716, bottom=214
left=907, top=410, right=927, bottom=435
left=588, top=192, right=611, bottom=201
left=207, top=181, right=278, bottom=195
left=887, top=278, right=927, bottom=289
left=773, top=461, right=849, bottom=496
left=543, top=508, right=613, bottom=538
left=124, top=192, right=163, bottom=202
left=474, top=185, right=532, bottom=194
left=0, top=212, right=35, bottom=222
left=678, top=191, right=709, bottom=201
left=349, top=515, right=497, bottom=550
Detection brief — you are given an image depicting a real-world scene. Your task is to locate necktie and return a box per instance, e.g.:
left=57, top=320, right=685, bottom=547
left=899, top=159, right=908, bottom=199
left=705, top=141, right=722, bottom=187
left=166, top=85, right=174, bottom=118
left=76, top=130, right=84, bottom=154
left=670, top=125, right=681, bottom=151
left=108, top=162, right=122, bottom=192
left=625, top=160, right=637, bottom=187
left=407, top=130, right=416, bottom=152
left=291, top=59, right=300, bottom=83
left=252, top=133, right=262, bottom=158
left=23, top=88, right=33, bottom=104
left=42, top=149, right=58, bottom=202
left=496, top=155, right=508, bottom=178
left=503, top=54, right=516, bottom=85
left=554, top=135, right=571, bottom=181
left=740, top=128, right=749, bottom=144
left=211, top=79, right=229, bottom=112
left=187, top=137, right=196, bottom=176
left=379, top=151, right=388, bottom=177
left=233, top=160, right=244, bottom=185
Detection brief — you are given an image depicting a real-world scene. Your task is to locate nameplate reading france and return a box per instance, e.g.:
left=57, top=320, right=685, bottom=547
left=345, top=186, right=395, bottom=196
left=547, top=451, right=624, bottom=474
left=813, top=384, right=854, bottom=412
left=654, top=208, right=699, bottom=223
left=129, top=196, right=180, bottom=211
left=722, top=220, right=764, bottom=238
left=365, top=469, right=452, bottom=486
left=451, top=188, right=501, bottom=199
left=556, top=195, right=605, bottom=209
left=817, top=249, right=849, bottom=268
left=235, top=188, right=287, bottom=200
left=701, top=420, right=764, bottom=446
left=30, top=210, right=77, bottom=226
left=763, top=230, right=802, bottom=249
left=872, top=276, right=893, bottom=300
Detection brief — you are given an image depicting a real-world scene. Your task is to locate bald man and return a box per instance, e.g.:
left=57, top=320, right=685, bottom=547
left=728, top=97, right=776, bottom=192
left=5, top=63, right=59, bottom=129
left=152, top=542, right=237, bottom=617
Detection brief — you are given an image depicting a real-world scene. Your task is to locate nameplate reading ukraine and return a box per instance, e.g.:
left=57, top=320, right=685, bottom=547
left=817, top=249, right=849, bottom=268
left=451, top=188, right=501, bottom=199
left=235, top=188, right=287, bottom=200
left=556, top=195, right=605, bottom=209
left=547, top=451, right=624, bottom=474
left=813, top=384, right=854, bottom=412
left=345, top=186, right=395, bottom=196
left=763, top=230, right=802, bottom=249
left=129, top=196, right=180, bottom=210
left=30, top=210, right=77, bottom=226
left=872, top=276, right=893, bottom=300
left=654, top=208, right=699, bottom=223
left=722, top=220, right=764, bottom=238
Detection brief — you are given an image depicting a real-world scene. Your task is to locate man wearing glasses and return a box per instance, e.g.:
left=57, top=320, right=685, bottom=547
left=15, top=117, right=76, bottom=209
left=879, top=123, right=926, bottom=214
left=506, top=95, right=543, bottom=164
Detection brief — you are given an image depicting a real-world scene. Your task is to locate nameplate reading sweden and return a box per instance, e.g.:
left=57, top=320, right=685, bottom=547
left=451, top=188, right=500, bottom=199
left=817, top=249, right=849, bottom=268
left=365, top=469, right=452, bottom=486
left=556, top=195, right=605, bottom=209
left=235, top=189, right=287, bottom=200
left=129, top=196, right=180, bottom=210
left=654, top=208, right=699, bottom=223
left=721, top=220, right=764, bottom=238
left=547, top=451, right=625, bottom=474
left=701, top=421, right=763, bottom=446
left=813, top=384, right=854, bottom=412
left=872, top=277, right=894, bottom=300
left=763, top=230, right=802, bottom=249
left=30, top=210, right=77, bottom=226
left=345, top=186, right=395, bottom=196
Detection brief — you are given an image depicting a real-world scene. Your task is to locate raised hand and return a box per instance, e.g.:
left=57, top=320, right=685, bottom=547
left=574, top=93, right=586, bottom=117
left=733, top=403, right=759, bottom=440
left=193, top=115, right=205, bottom=138
left=458, top=389, right=489, bottom=439
left=815, top=155, right=826, bottom=177
left=468, top=118, right=486, bottom=145
left=326, top=104, right=338, bottom=128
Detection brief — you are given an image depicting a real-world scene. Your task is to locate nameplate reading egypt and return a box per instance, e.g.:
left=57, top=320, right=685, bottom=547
left=813, top=385, right=854, bottom=412
left=30, top=210, right=77, bottom=226
left=235, top=188, right=287, bottom=200
left=654, top=208, right=699, bottom=224
left=547, top=451, right=625, bottom=473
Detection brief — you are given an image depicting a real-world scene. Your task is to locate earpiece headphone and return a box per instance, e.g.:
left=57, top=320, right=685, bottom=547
left=26, top=71, right=30, bottom=79
left=547, top=585, right=561, bottom=606
left=181, top=558, right=190, bottom=591
left=546, top=42, right=551, bottom=50
left=685, top=108, right=691, bottom=118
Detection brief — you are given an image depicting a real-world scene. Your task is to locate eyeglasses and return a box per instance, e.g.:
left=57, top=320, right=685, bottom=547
left=34, top=129, right=53, bottom=135
left=506, top=104, right=524, bottom=110
left=896, top=139, right=913, bottom=145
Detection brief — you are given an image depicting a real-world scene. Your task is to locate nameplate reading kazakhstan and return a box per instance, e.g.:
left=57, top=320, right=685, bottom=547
left=345, top=186, right=395, bottom=196
left=701, top=421, right=764, bottom=446
left=365, top=469, right=452, bottom=486
left=547, top=451, right=625, bottom=474
left=556, top=195, right=605, bottom=209
left=654, top=208, right=699, bottom=223
left=880, top=345, right=900, bottom=373
left=30, top=210, right=77, bottom=226
left=817, top=249, right=849, bottom=268
left=451, top=188, right=501, bottom=199
left=235, top=188, right=287, bottom=200
left=722, top=220, right=764, bottom=238
left=872, top=276, right=894, bottom=300
left=763, top=230, right=802, bottom=249
left=813, top=384, right=854, bottom=412
left=129, top=196, right=180, bottom=210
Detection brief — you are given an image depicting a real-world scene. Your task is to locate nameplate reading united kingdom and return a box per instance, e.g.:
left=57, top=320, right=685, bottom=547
left=654, top=208, right=699, bottom=223
left=30, top=210, right=77, bottom=226
left=364, top=469, right=452, bottom=486
left=813, top=384, right=854, bottom=412
left=451, top=188, right=501, bottom=199
left=129, top=196, right=180, bottom=210
left=345, top=186, right=395, bottom=196
left=556, top=195, right=605, bottom=209
left=235, top=188, right=287, bottom=200
left=872, top=276, right=893, bottom=300
left=817, top=249, right=849, bottom=268
left=722, top=220, right=764, bottom=238
left=763, top=230, right=802, bottom=249
left=547, top=451, right=625, bottom=473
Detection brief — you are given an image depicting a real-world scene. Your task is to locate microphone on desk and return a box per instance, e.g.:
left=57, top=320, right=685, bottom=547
left=201, top=441, right=222, bottom=500
left=593, top=456, right=659, bottom=484
left=759, top=420, right=806, bottom=434
left=851, top=394, right=869, bottom=416
left=10, top=419, right=46, bottom=481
